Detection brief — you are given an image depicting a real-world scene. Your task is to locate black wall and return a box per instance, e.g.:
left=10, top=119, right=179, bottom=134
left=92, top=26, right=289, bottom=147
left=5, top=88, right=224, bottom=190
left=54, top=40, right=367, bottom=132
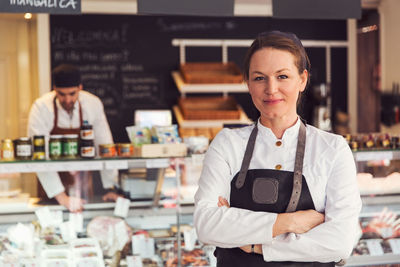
left=50, top=14, right=347, bottom=142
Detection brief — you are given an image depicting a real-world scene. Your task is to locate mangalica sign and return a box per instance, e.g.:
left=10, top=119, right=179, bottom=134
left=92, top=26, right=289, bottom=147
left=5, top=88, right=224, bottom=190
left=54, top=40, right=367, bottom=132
left=8, top=0, right=78, bottom=10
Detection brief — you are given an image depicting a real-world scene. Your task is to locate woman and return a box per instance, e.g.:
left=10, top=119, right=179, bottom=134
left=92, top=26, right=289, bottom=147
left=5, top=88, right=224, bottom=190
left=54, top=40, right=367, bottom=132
left=194, top=31, right=361, bottom=266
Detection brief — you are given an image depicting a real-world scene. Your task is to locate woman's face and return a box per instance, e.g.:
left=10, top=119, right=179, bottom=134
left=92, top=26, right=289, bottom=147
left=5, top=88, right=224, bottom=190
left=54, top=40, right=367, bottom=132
left=246, top=47, right=308, bottom=123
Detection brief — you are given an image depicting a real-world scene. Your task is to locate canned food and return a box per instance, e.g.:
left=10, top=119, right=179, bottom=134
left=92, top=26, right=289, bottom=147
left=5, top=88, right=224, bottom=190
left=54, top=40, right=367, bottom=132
left=1, top=139, right=14, bottom=161
left=49, top=135, right=63, bottom=160
left=117, top=143, right=133, bottom=157
left=99, top=144, right=116, bottom=158
left=62, top=134, right=79, bottom=159
left=15, top=137, right=32, bottom=160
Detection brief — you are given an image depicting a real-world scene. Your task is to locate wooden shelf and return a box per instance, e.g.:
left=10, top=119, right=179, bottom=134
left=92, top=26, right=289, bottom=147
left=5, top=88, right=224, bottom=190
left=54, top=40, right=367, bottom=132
left=171, top=71, right=248, bottom=96
left=173, top=105, right=252, bottom=128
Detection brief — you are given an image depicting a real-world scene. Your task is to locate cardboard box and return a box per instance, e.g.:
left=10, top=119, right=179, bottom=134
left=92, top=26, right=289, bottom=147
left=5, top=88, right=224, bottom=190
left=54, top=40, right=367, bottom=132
left=135, top=143, right=187, bottom=158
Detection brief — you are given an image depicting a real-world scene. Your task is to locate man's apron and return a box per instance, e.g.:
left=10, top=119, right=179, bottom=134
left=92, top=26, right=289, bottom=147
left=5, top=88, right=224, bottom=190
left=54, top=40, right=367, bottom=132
left=38, top=96, right=93, bottom=201
left=214, top=121, right=334, bottom=267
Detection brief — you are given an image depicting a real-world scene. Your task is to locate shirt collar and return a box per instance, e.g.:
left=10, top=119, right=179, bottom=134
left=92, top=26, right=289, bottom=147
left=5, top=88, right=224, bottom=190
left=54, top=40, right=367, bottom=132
left=256, top=117, right=301, bottom=143
left=55, top=96, right=80, bottom=113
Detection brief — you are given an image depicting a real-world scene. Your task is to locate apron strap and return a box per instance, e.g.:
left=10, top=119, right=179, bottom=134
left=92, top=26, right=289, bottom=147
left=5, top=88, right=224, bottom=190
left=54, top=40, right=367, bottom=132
left=285, top=121, right=306, bottom=212
left=53, top=96, right=59, bottom=129
left=235, top=122, right=258, bottom=189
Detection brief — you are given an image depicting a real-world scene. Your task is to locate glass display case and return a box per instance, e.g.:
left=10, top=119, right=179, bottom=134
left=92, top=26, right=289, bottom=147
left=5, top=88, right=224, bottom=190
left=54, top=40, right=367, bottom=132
left=347, top=150, right=400, bottom=266
left=0, top=157, right=213, bottom=267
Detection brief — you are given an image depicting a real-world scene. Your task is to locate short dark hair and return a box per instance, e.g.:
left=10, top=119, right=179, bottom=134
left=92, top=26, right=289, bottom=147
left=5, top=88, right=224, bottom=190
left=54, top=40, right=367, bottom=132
left=243, top=31, right=311, bottom=89
left=52, top=64, right=81, bottom=87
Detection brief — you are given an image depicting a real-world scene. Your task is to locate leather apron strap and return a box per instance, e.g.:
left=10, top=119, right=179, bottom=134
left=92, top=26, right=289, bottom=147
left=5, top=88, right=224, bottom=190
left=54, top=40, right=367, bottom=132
left=235, top=119, right=307, bottom=212
left=235, top=123, right=258, bottom=189
left=285, top=121, right=306, bottom=212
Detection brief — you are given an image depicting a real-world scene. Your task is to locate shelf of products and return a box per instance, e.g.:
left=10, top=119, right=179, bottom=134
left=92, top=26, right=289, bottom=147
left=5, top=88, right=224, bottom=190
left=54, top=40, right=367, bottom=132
left=0, top=157, right=170, bottom=173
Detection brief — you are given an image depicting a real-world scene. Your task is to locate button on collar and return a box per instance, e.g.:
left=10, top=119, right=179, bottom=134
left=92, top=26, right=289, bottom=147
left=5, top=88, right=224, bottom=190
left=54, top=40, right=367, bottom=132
left=275, top=164, right=282, bottom=170
left=276, top=140, right=282, bottom=147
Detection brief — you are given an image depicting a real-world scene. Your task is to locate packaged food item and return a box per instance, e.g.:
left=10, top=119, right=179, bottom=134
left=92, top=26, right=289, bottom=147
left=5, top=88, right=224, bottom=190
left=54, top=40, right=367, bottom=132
left=1, top=139, right=14, bottom=161
left=15, top=137, right=32, bottom=160
left=117, top=143, right=133, bottom=157
left=364, top=134, right=375, bottom=150
left=391, top=135, right=400, bottom=149
left=152, top=125, right=181, bottom=144
left=80, top=140, right=95, bottom=159
left=49, top=135, right=63, bottom=160
left=62, top=134, right=79, bottom=159
left=128, top=126, right=151, bottom=147
left=99, top=144, right=116, bottom=158
left=80, top=120, right=94, bottom=140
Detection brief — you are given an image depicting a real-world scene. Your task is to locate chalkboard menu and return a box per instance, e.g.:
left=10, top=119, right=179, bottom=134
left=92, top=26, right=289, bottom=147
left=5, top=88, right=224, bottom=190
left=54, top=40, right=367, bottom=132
left=51, top=15, right=347, bottom=142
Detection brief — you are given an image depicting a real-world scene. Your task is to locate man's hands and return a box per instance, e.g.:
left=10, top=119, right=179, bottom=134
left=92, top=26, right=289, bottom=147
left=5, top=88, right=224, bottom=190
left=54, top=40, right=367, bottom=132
left=55, top=190, right=123, bottom=212
left=55, top=192, right=85, bottom=213
left=102, top=191, right=121, bottom=202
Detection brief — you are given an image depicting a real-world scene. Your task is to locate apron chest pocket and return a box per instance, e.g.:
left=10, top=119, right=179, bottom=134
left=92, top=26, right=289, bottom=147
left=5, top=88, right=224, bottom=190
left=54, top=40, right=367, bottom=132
left=252, top=177, right=279, bottom=204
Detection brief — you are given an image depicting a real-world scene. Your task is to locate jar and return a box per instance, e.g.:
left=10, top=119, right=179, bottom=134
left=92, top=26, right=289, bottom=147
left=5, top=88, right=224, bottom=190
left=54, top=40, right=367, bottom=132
left=80, top=139, right=95, bottom=159
left=80, top=121, right=94, bottom=140
left=391, top=136, right=400, bottom=149
left=117, top=143, right=133, bottom=157
left=1, top=139, right=14, bottom=161
left=49, top=135, right=63, bottom=160
left=62, top=134, right=79, bottom=159
left=33, top=147, right=45, bottom=160
left=33, top=135, right=45, bottom=147
left=99, top=144, right=116, bottom=158
left=33, top=135, right=45, bottom=159
left=15, top=137, right=32, bottom=160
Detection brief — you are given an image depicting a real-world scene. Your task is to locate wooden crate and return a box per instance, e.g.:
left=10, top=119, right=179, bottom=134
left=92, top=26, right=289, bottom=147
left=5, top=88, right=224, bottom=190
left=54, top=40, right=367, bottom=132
left=178, top=96, right=241, bottom=120
left=180, top=62, right=243, bottom=84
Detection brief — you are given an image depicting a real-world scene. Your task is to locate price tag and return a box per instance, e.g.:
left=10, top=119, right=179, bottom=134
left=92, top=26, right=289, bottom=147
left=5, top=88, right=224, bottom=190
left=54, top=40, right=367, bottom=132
left=35, top=207, right=53, bottom=228
left=146, top=159, right=168, bottom=168
left=132, top=235, right=155, bottom=259
left=52, top=210, right=64, bottom=226
left=126, top=255, right=143, bottom=267
left=183, top=228, right=197, bottom=251
left=114, top=197, right=130, bottom=218
left=69, top=212, right=83, bottom=233
left=105, top=160, right=128, bottom=170
left=115, top=221, right=129, bottom=250
left=389, top=239, right=400, bottom=254
left=366, top=239, right=384, bottom=256
left=60, top=221, right=77, bottom=242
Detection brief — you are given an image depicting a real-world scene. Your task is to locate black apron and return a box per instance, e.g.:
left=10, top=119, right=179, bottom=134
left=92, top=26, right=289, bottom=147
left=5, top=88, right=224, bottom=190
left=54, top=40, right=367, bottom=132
left=214, top=121, right=335, bottom=267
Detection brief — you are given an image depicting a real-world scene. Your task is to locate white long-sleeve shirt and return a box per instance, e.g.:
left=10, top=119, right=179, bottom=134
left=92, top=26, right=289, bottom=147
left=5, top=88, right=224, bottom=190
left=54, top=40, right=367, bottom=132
left=194, top=118, right=362, bottom=262
left=27, top=90, right=117, bottom=198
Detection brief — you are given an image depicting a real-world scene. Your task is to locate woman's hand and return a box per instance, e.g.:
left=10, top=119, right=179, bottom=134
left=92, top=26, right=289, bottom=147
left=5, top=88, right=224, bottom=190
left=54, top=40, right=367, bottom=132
left=290, top=209, right=325, bottom=234
left=218, top=196, right=230, bottom=207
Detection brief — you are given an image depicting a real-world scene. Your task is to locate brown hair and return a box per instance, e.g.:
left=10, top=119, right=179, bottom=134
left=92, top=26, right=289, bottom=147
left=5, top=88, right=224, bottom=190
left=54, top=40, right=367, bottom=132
left=243, top=31, right=311, bottom=89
